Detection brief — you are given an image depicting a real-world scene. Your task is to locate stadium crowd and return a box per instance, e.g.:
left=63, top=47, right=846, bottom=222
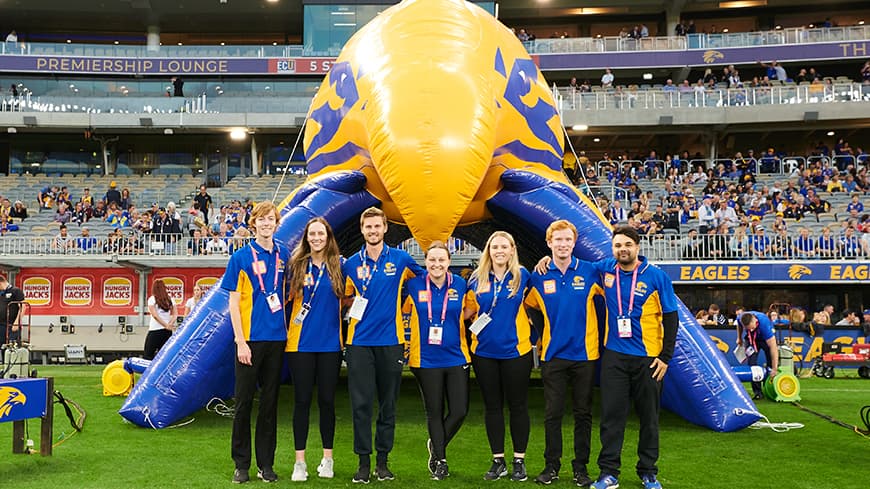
left=0, top=179, right=256, bottom=254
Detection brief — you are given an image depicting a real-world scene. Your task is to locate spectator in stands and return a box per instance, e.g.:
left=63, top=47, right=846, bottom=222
left=835, top=309, right=861, bottom=327
left=77, top=187, right=93, bottom=208
left=206, top=231, right=229, bottom=255
left=826, top=174, right=844, bottom=193
left=172, top=76, right=184, bottom=97
left=56, top=186, right=71, bottom=207
left=119, top=188, right=132, bottom=210
left=808, top=194, right=831, bottom=215
left=729, top=223, right=749, bottom=258
left=706, top=226, right=728, bottom=260
left=792, top=228, right=816, bottom=257
left=52, top=224, right=74, bottom=252
left=681, top=229, right=704, bottom=259
left=609, top=200, right=627, bottom=225
left=186, top=202, right=206, bottom=237
left=105, top=181, right=121, bottom=208
left=71, top=202, right=89, bottom=226
left=674, top=21, right=687, bottom=36
left=816, top=226, right=836, bottom=258
left=846, top=193, right=864, bottom=214
left=708, top=304, right=729, bottom=327
left=194, top=184, right=213, bottom=221
left=54, top=202, right=72, bottom=224
left=38, top=185, right=57, bottom=209
left=601, top=68, right=614, bottom=88
left=839, top=226, right=866, bottom=258
left=0, top=198, right=11, bottom=219
left=749, top=225, right=770, bottom=259
left=167, top=201, right=182, bottom=222
left=9, top=200, right=27, bottom=220
left=861, top=310, right=870, bottom=336
left=107, top=207, right=130, bottom=228
left=715, top=200, right=738, bottom=230
left=187, top=228, right=207, bottom=256
left=771, top=228, right=791, bottom=258
left=0, top=213, right=18, bottom=235
left=640, top=24, right=649, bottom=37
left=75, top=226, right=99, bottom=252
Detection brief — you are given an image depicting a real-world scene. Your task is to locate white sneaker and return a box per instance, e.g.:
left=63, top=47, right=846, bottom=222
left=291, top=461, right=308, bottom=482
left=317, top=457, right=335, bottom=479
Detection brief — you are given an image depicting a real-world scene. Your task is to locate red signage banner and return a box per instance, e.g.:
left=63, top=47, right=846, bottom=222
left=16, top=268, right=225, bottom=315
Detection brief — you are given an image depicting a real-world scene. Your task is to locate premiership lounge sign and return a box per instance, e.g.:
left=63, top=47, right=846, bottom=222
left=0, top=55, right=335, bottom=75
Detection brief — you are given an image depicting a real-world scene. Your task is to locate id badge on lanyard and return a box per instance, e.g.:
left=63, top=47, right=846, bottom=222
left=426, top=274, right=450, bottom=345
left=614, top=265, right=639, bottom=339
left=293, top=303, right=311, bottom=324
left=251, top=244, right=282, bottom=314
left=348, top=296, right=368, bottom=320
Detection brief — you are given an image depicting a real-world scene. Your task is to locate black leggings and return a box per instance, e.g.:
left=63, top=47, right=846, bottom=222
left=471, top=352, right=533, bottom=455
left=411, top=365, right=469, bottom=460
left=143, top=329, right=172, bottom=360
left=287, top=351, right=343, bottom=451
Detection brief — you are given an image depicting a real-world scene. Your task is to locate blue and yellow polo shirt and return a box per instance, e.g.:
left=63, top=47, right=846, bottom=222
left=402, top=273, right=474, bottom=368
left=342, top=245, right=424, bottom=346
left=525, top=257, right=602, bottom=362
left=221, top=240, right=289, bottom=342
left=468, top=267, right=532, bottom=359
left=286, top=259, right=343, bottom=353
left=599, top=257, right=677, bottom=358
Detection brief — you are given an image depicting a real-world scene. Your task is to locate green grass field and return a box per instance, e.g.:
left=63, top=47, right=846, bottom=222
left=1, top=366, right=868, bottom=489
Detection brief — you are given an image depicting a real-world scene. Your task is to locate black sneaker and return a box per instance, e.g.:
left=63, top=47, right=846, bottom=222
left=432, top=460, right=449, bottom=480
left=257, top=467, right=278, bottom=483
left=535, top=465, right=559, bottom=485
left=510, top=458, right=528, bottom=482
left=232, top=469, right=250, bottom=484
left=352, top=466, right=371, bottom=484
left=484, top=457, right=508, bottom=480
left=376, top=463, right=395, bottom=481
left=574, top=471, right=593, bottom=487
left=427, top=439, right=436, bottom=474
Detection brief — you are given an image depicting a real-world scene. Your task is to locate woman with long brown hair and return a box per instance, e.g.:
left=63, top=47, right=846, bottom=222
left=143, top=278, right=178, bottom=360
left=285, top=217, right=344, bottom=481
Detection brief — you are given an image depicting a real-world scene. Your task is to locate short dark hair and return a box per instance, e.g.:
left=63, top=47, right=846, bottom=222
left=740, top=312, right=756, bottom=327
left=613, top=225, right=640, bottom=244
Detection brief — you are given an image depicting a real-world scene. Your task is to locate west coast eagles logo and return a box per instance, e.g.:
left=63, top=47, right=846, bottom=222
left=572, top=276, right=585, bottom=290
left=788, top=265, right=812, bottom=280
left=634, top=282, right=648, bottom=297
left=383, top=262, right=397, bottom=276
left=703, top=50, right=724, bottom=64
left=0, top=386, right=27, bottom=419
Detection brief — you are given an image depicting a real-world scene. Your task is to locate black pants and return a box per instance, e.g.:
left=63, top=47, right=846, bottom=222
left=747, top=342, right=772, bottom=397
left=471, top=352, right=532, bottom=455
left=541, top=358, right=595, bottom=473
left=597, top=348, right=661, bottom=479
left=232, top=341, right=285, bottom=471
left=143, top=329, right=172, bottom=360
left=287, top=351, right=343, bottom=451
left=411, top=365, right=470, bottom=460
left=346, top=344, right=404, bottom=464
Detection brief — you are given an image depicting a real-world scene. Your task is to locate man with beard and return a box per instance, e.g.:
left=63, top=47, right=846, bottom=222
left=591, top=226, right=677, bottom=489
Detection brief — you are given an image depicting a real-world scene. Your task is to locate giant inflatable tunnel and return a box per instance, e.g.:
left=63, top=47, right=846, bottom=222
left=120, top=0, right=760, bottom=432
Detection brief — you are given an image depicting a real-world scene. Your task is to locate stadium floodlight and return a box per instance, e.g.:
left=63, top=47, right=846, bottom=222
left=593, top=137, right=601, bottom=143
left=826, top=131, right=835, bottom=136
left=230, top=128, right=247, bottom=140
left=572, top=124, right=588, bottom=131
left=643, top=73, right=653, bottom=80
left=7, top=127, right=16, bottom=133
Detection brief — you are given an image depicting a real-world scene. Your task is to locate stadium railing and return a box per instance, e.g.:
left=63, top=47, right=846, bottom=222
left=553, top=83, right=870, bottom=112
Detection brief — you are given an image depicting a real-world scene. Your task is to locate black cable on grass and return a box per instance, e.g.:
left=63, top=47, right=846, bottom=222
left=794, top=402, right=870, bottom=438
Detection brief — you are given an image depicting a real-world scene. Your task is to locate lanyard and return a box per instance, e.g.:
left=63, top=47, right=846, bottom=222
left=304, top=258, right=326, bottom=306
left=358, top=248, right=380, bottom=297
left=615, top=264, right=639, bottom=316
left=747, top=328, right=757, bottom=350
left=487, top=272, right=506, bottom=311
left=426, top=273, right=452, bottom=326
left=250, top=243, right=280, bottom=294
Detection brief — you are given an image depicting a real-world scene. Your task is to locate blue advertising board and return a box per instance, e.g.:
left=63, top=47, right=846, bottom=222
left=705, top=327, right=866, bottom=367
left=0, top=378, right=48, bottom=423
left=657, top=261, right=870, bottom=284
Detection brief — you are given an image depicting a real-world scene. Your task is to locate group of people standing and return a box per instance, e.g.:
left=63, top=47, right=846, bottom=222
left=219, top=201, right=678, bottom=489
